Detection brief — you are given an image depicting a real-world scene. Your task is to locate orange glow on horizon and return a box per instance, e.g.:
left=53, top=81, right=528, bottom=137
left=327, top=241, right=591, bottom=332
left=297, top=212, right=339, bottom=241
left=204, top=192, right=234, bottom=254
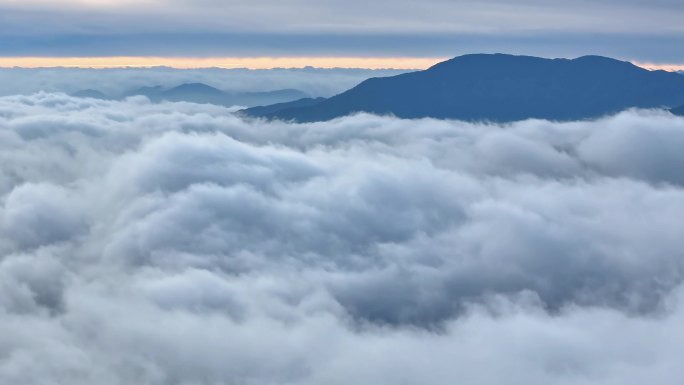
left=633, top=62, right=684, bottom=72
left=0, top=56, right=448, bottom=70
left=2, top=57, right=681, bottom=72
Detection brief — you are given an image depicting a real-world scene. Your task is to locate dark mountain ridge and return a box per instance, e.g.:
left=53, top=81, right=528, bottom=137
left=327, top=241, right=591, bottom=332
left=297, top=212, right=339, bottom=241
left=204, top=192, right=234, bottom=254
left=672, top=104, right=684, bottom=116
left=246, top=54, right=684, bottom=122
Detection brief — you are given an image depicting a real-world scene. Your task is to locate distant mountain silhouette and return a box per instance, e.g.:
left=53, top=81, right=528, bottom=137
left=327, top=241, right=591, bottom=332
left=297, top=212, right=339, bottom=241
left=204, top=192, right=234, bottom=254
left=241, top=97, right=327, bottom=117
left=154, top=83, right=226, bottom=104
left=672, top=104, right=684, bottom=116
left=123, top=85, right=165, bottom=99
left=123, top=83, right=308, bottom=107
left=236, top=89, right=310, bottom=107
left=246, top=54, right=684, bottom=122
left=71, top=89, right=109, bottom=100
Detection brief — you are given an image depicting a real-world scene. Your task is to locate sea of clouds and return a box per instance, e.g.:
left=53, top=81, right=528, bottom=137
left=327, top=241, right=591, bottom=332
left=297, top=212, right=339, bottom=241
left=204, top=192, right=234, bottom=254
left=1, top=92, right=684, bottom=384
left=0, top=67, right=408, bottom=98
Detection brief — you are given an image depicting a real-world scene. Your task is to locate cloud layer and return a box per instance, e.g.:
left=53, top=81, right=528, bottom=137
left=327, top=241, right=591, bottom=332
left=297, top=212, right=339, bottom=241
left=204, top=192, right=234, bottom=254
left=0, top=67, right=408, bottom=98
left=1, top=0, right=684, bottom=61
left=2, top=93, right=684, bottom=384
left=2, top=0, right=683, bottom=35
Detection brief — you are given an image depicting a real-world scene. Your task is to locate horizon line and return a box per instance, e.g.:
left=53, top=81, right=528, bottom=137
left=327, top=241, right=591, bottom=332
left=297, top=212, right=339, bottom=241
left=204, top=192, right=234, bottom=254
left=0, top=56, right=682, bottom=72
left=0, top=56, right=449, bottom=70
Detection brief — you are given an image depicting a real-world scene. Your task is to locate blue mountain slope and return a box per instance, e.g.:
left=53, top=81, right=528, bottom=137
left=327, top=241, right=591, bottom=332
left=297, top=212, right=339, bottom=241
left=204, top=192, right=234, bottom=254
left=672, top=104, right=684, bottom=116
left=261, top=54, right=684, bottom=122
left=241, top=97, right=327, bottom=117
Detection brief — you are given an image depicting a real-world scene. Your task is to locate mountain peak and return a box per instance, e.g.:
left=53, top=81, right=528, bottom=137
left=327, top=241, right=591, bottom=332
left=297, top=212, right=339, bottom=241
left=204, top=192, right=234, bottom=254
left=429, top=54, right=640, bottom=73
left=168, top=83, right=223, bottom=94
left=249, top=54, right=684, bottom=123
left=427, top=53, right=545, bottom=70
left=573, top=55, right=622, bottom=62
left=571, top=55, right=641, bottom=70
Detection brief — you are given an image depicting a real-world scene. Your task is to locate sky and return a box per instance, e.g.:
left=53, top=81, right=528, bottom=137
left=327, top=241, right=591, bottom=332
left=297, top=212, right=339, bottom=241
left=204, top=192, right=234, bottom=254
left=3, top=2, right=684, bottom=383
left=1, top=0, right=683, bottom=68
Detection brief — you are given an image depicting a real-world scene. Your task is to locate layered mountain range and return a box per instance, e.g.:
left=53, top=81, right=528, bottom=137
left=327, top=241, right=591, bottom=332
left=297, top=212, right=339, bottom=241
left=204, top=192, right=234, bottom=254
left=71, top=83, right=308, bottom=107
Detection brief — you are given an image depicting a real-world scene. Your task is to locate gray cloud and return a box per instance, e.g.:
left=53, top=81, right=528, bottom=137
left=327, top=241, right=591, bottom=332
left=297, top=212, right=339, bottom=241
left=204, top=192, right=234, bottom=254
left=1, top=1, right=684, bottom=61
left=1, top=0, right=683, bottom=35
left=1, top=93, right=684, bottom=383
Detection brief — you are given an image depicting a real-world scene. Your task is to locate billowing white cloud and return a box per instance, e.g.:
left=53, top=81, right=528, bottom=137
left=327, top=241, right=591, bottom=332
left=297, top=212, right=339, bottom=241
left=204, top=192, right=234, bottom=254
left=1, top=92, right=684, bottom=384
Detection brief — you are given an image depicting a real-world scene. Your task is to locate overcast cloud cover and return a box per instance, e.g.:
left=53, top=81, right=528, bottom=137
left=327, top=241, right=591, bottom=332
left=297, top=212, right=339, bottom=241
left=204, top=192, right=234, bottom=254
left=1, top=93, right=684, bottom=384
left=1, top=0, right=684, bottom=62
